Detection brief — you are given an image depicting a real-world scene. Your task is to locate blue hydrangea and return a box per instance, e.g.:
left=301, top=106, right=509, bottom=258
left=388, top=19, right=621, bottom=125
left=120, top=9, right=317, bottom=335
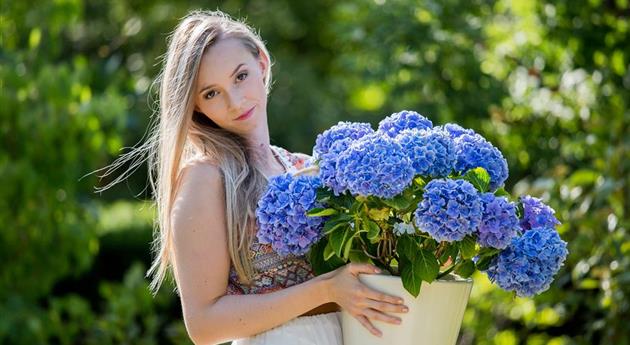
left=477, top=193, right=520, bottom=249
left=377, top=110, right=433, bottom=138
left=439, top=123, right=476, bottom=139
left=313, top=122, right=374, bottom=194
left=414, top=179, right=483, bottom=242
left=520, top=195, right=561, bottom=231
left=256, top=174, right=326, bottom=256
left=452, top=133, right=509, bottom=191
left=485, top=226, right=569, bottom=297
left=396, top=128, right=456, bottom=178
left=318, top=140, right=355, bottom=195
left=313, top=121, right=374, bottom=157
left=335, top=133, right=414, bottom=199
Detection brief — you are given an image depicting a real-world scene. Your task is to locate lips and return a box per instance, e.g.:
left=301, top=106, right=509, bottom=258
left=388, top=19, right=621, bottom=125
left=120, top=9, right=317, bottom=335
left=236, top=106, right=255, bottom=121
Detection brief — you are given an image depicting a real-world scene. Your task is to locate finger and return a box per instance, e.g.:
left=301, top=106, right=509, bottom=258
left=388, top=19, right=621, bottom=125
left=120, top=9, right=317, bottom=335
left=363, top=308, right=402, bottom=325
left=363, top=298, right=409, bottom=314
left=361, top=287, right=404, bottom=305
left=440, top=256, right=453, bottom=269
left=355, top=314, right=382, bottom=337
left=347, top=263, right=381, bottom=275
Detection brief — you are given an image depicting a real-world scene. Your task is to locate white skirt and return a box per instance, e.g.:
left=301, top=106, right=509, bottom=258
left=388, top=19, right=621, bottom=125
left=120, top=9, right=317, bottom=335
left=232, top=312, right=342, bottom=345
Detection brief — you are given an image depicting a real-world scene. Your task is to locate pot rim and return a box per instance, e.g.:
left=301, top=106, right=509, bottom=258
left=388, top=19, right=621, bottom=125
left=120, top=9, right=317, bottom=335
left=357, top=272, right=473, bottom=284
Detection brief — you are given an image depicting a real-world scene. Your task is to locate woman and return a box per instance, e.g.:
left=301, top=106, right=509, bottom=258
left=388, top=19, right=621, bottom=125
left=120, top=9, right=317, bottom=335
left=119, top=10, right=408, bottom=344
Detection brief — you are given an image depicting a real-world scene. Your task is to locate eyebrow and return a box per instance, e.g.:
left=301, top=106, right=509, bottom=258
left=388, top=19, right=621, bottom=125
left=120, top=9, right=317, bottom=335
left=198, top=63, right=246, bottom=94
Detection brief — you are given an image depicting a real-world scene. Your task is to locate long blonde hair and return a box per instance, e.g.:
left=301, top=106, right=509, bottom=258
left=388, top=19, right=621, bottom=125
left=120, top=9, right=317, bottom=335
left=95, top=9, right=275, bottom=295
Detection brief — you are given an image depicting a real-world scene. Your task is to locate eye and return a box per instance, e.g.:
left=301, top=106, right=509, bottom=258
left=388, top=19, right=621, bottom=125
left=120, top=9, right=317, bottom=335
left=237, top=71, right=248, bottom=81
left=203, top=72, right=248, bottom=100
left=204, top=90, right=217, bottom=100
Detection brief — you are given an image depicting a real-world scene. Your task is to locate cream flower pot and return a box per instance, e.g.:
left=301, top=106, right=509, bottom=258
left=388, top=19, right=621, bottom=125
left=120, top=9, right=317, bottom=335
left=341, top=273, right=473, bottom=345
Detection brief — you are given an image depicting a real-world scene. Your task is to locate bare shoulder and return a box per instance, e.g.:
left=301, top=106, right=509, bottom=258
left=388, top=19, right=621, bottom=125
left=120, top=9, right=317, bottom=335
left=171, top=160, right=230, bottom=314
left=172, top=160, right=223, bottom=219
left=180, top=158, right=221, bottom=186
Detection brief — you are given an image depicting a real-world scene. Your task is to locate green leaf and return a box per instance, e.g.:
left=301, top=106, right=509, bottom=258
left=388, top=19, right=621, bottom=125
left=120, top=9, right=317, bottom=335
left=459, top=235, right=477, bottom=259
left=367, top=207, right=390, bottom=221
left=400, top=250, right=439, bottom=297
left=493, top=187, right=510, bottom=198
left=343, top=232, right=356, bottom=259
left=350, top=199, right=364, bottom=214
left=325, top=192, right=355, bottom=209
left=323, top=241, right=336, bottom=260
left=455, top=260, right=475, bottom=278
left=413, top=176, right=426, bottom=189
left=381, top=193, right=412, bottom=210
left=348, top=249, right=373, bottom=264
left=400, top=257, right=422, bottom=297
left=307, top=207, right=338, bottom=217
left=478, top=247, right=501, bottom=257
left=415, top=249, right=440, bottom=283
left=316, top=188, right=334, bottom=202
left=365, top=219, right=381, bottom=242
left=323, top=216, right=351, bottom=235
left=475, top=255, right=496, bottom=271
left=310, top=240, right=346, bottom=275
left=330, top=227, right=351, bottom=258
left=439, top=243, right=459, bottom=264
left=463, top=167, right=491, bottom=193
left=397, top=235, right=418, bottom=260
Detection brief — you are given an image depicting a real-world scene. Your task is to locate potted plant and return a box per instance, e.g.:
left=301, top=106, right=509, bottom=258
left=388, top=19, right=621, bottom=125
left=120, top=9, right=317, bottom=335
left=255, top=111, right=568, bottom=345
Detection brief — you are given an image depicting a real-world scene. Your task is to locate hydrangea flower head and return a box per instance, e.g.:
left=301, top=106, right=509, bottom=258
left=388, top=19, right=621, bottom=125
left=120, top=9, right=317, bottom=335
left=453, top=133, right=509, bottom=191
left=377, top=110, right=433, bottom=138
left=313, top=122, right=374, bottom=194
left=256, top=174, right=326, bottom=256
left=313, top=121, right=374, bottom=157
left=440, top=123, right=476, bottom=139
left=477, top=193, right=520, bottom=249
left=485, top=226, right=569, bottom=297
left=335, top=133, right=414, bottom=199
left=414, top=179, right=483, bottom=242
left=519, top=195, right=561, bottom=230
left=396, top=128, right=456, bottom=178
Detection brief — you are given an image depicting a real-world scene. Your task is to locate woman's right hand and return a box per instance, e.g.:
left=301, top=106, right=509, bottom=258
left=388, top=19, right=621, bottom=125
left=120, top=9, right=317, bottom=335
left=321, top=263, right=409, bottom=337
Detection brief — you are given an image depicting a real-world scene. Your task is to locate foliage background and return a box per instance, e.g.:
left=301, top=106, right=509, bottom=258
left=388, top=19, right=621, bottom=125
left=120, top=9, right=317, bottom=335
left=1, top=0, right=628, bottom=344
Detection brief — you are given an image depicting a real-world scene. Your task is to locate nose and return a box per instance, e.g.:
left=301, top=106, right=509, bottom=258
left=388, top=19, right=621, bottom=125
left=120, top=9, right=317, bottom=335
left=226, top=88, right=244, bottom=113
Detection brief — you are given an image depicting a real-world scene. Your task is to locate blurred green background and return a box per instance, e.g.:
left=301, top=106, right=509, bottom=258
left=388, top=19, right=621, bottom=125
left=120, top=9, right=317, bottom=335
left=1, top=0, right=628, bottom=344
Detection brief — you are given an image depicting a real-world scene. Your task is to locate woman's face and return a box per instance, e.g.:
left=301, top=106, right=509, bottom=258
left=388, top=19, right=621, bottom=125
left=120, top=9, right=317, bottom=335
left=194, top=38, right=268, bottom=135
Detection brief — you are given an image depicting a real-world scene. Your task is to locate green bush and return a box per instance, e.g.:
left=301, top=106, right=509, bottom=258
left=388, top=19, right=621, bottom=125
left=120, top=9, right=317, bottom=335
left=1, top=0, right=627, bottom=344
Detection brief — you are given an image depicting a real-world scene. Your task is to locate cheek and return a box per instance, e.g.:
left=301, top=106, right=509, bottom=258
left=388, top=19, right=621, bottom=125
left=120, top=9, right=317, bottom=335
left=248, top=76, right=267, bottom=100
left=195, top=101, right=224, bottom=123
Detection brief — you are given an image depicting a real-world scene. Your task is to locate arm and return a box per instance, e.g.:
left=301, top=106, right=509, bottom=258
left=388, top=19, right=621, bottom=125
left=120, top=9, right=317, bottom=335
left=173, top=161, right=409, bottom=343
left=171, top=162, right=333, bottom=345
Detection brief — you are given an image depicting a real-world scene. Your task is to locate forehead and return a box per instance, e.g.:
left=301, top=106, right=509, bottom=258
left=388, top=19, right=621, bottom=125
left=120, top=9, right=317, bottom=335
left=198, top=38, right=254, bottom=77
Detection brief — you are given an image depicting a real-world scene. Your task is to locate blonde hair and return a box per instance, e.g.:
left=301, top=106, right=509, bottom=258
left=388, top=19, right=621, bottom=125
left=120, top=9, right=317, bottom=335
left=95, top=9, right=275, bottom=295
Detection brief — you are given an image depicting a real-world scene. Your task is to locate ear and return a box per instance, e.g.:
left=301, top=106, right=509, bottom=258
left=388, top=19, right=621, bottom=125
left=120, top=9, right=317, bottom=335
left=257, top=48, right=270, bottom=80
